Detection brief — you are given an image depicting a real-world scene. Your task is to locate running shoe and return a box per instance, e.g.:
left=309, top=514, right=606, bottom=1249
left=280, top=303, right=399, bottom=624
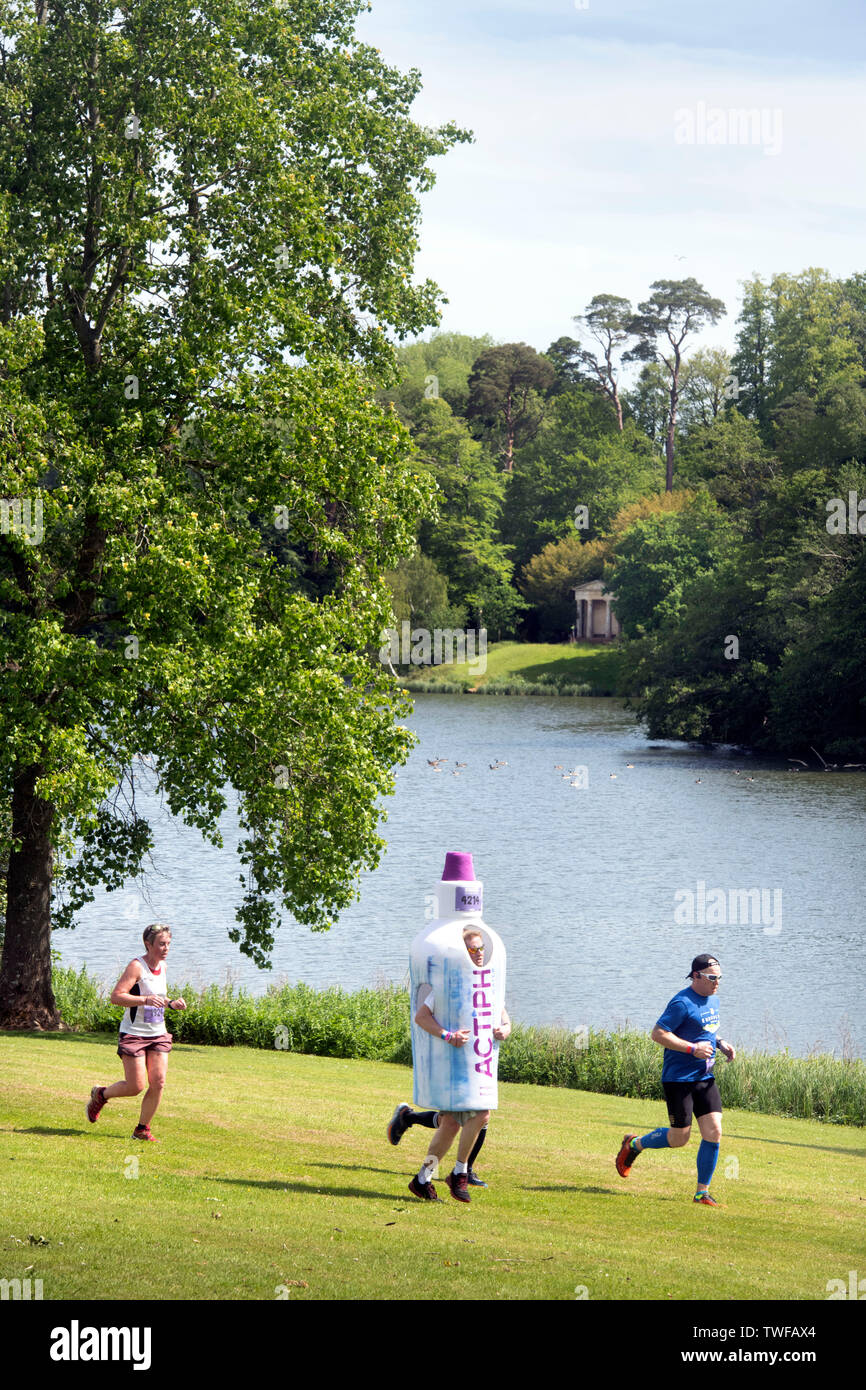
left=467, top=1169, right=488, bottom=1188
left=387, top=1103, right=412, bottom=1146
left=86, top=1086, right=107, bottom=1124
left=693, top=1192, right=719, bottom=1206
left=132, top=1124, right=157, bottom=1142
left=615, top=1133, right=639, bottom=1177
left=445, top=1171, right=471, bottom=1204
left=408, top=1175, right=440, bottom=1201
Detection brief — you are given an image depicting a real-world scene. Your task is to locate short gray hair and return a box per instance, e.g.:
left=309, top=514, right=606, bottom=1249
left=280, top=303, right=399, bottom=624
left=143, top=922, right=172, bottom=944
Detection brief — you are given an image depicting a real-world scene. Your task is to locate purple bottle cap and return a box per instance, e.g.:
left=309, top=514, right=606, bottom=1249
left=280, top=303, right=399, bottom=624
left=441, top=851, right=476, bottom=882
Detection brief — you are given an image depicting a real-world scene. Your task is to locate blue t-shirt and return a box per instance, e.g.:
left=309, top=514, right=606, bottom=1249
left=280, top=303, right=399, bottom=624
left=656, top=986, right=720, bottom=1083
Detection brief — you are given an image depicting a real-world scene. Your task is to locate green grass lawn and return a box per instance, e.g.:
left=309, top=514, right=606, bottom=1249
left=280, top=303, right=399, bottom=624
left=1, top=1032, right=863, bottom=1301
left=402, top=640, right=623, bottom=694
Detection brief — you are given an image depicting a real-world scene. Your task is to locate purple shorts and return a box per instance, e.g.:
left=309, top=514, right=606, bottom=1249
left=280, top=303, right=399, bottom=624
left=117, top=1032, right=173, bottom=1058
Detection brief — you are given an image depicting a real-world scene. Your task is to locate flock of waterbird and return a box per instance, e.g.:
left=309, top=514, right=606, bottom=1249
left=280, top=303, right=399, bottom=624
left=426, top=757, right=506, bottom=776
left=423, top=746, right=864, bottom=782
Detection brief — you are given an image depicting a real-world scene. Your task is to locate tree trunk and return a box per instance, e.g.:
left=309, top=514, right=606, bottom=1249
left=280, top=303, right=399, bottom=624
left=665, top=421, right=675, bottom=492
left=665, top=359, right=680, bottom=492
left=504, top=431, right=514, bottom=473
left=0, top=765, right=61, bottom=1029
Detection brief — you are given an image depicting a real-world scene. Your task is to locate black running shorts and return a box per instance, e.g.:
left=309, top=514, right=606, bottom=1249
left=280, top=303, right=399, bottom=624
left=662, top=1077, right=722, bottom=1128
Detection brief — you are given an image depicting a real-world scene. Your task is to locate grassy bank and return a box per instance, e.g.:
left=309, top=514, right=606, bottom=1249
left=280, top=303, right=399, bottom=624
left=52, top=967, right=866, bottom=1126
left=1, top=1033, right=863, bottom=1302
left=398, top=640, right=622, bottom=696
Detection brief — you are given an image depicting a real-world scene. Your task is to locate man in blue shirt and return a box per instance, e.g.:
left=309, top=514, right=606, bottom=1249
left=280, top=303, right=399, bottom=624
left=615, top=954, right=736, bottom=1206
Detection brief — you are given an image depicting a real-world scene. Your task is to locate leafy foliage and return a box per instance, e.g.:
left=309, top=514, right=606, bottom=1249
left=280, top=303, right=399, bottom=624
left=521, top=534, right=608, bottom=640
left=0, top=0, right=468, bottom=1005
left=607, top=491, right=733, bottom=637
left=466, top=342, right=556, bottom=472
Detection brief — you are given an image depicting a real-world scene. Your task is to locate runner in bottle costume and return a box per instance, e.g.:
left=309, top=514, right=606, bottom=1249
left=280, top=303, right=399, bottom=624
left=406, top=928, right=510, bottom=1203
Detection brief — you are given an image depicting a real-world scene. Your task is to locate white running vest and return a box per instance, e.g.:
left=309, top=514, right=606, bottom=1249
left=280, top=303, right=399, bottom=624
left=120, top=957, right=168, bottom=1037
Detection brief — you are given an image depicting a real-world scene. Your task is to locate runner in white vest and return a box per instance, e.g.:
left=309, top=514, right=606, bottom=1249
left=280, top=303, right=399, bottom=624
left=85, top=923, right=186, bottom=1141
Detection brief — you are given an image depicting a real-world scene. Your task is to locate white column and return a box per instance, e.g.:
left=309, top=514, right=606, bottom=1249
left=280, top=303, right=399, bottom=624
left=604, top=599, right=612, bottom=639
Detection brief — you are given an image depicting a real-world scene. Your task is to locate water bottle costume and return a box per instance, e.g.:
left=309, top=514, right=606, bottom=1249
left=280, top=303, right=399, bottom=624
left=409, top=851, right=506, bottom=1113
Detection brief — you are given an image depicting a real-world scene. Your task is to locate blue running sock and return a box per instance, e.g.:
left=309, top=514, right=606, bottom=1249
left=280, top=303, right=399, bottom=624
left=697, top=1140, right=720, bottom=1187
left=636, top=1127, right=669, bottom=1149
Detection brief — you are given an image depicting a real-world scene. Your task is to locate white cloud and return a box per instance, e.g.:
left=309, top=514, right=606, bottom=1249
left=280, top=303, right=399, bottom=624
left=360, top=8, right=866, bottom=351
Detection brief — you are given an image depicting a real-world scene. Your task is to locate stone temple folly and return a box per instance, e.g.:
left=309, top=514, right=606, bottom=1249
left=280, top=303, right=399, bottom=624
left=570, top=579, right=620, bottom=642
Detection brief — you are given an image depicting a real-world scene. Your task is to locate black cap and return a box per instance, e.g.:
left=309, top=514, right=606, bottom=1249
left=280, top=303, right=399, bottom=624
left=688, top=953, right=720, bottom=977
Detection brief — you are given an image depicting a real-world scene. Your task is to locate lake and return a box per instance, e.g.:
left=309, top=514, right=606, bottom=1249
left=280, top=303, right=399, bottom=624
left=61, top=694, right=866, bottom=1059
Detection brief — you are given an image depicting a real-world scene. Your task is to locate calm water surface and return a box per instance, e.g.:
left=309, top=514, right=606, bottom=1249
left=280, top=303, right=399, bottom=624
left=64, top=696, right=866, bottom=1058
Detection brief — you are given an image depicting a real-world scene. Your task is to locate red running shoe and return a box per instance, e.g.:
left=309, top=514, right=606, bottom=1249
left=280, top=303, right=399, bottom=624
left=693, top=1192, right=719, bottom=1206
left=86, top=1086, right=107, bottom=1124
left=408, top=1175, right=440, bottom=1201
left=615, top=1134, right=639, bottom=1177
left=445, top=1171, right=471, bottom=1204
left=132, top=1124, right=157, bottom=1142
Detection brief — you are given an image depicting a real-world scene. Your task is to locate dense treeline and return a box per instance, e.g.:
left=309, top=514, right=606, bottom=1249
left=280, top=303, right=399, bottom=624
left=386, top=269, right=866, bottom=757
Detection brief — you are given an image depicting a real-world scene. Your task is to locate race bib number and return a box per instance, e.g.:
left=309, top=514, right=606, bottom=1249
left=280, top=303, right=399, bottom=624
left=455, top=888, right=482, bottom=913
left=142, top=1004, right=164, bottom=1024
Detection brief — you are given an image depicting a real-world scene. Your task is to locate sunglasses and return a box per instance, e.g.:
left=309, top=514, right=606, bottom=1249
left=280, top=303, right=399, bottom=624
left=697, top=972, right=722, bottom=982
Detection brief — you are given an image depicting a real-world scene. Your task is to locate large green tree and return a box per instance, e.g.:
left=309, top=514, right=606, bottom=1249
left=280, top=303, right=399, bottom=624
left=385, top=331, right=496, bottom=419
left=606, top=490, right=732, bottom=636
left=405, top=397, right=511, bottom=608
left=0, top=0, right=466, bottom=1026
left=677, top=347, right=734, bottom=432
left=626, top=279, right=726, bottom=492
left=733, top=270, right=864, bottom=442
left=676, top=410, right=779, bottom=512
left=570, top=294, right=634, bottom=431
left=466, top=342, right=555, bottom=473
left=500, top=388, right=657, bottom=577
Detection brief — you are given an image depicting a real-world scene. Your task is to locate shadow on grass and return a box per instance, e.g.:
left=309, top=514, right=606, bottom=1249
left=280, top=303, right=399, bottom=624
left=9, top=1126, right=91, bottom=1137
left=727, top=1132, right=866, bottom=1158
left=309, top=1161, right=399, bottom=1178
left=204, top=1175, right=398, bottom=1201
left=522, top=1184, right=626, bottom=1196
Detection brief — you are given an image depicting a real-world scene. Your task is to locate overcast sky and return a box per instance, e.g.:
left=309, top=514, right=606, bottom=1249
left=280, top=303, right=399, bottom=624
left=357, top=0, right=866, bottom=360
